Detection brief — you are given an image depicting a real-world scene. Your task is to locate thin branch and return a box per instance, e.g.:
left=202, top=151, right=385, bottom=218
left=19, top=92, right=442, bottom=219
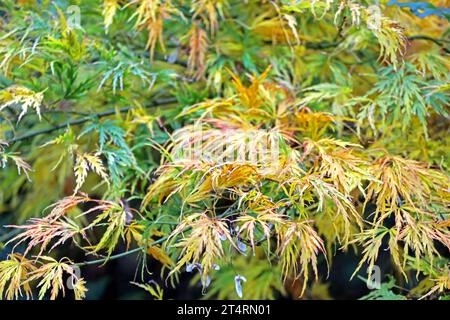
left=6, top=97, right=177, bottom=144
left=0, top=228, right=21, bottom=243
left=264, top=35, right=449, bottom=51
left=408, top=35, right=450, bottom=45
left=305, top=40, right=341, bottom=50
left=263, top=39, right=341, bottom=49
left=74, top=236, right=168, bottom=267
left=408, top=35, right=450, bottom=53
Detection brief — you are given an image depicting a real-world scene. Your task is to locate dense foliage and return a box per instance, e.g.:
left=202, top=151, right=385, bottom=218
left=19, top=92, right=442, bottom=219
left=0, top=0, right=449, bottom=300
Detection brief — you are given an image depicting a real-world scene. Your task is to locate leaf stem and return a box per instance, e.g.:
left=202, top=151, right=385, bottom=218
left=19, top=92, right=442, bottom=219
left=74, top=236, right=169, bottom=267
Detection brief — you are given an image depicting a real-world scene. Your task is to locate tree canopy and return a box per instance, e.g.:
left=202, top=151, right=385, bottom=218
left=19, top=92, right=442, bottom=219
left=0, top=0, right=449, bottom=300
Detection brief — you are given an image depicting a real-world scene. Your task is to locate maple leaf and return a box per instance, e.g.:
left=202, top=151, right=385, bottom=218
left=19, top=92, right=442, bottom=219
left=74, top=152, right=109, bottom=193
